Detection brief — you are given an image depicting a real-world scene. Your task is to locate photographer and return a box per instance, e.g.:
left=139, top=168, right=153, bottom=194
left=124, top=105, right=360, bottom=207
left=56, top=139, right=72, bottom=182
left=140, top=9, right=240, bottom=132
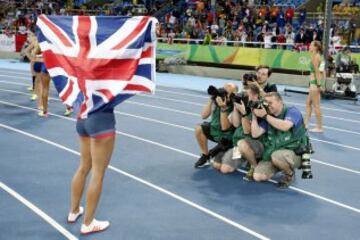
left=194, top=83, right=238, bottom=168
left=236, top=88, right=270, bottom=181
left=255, top=65, right=277, bottom=94
left=212, top=84, right=260, bottom=174
left=335, top=46, right=358, bottom=73
left=250, top=92, right=308, bottom=188
left=336, top=46, right=352, bottom=71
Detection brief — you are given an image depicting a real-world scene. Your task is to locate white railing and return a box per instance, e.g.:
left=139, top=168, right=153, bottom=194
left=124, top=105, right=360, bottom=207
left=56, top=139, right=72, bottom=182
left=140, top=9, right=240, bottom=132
left=157, top=37, right=360, bottom=51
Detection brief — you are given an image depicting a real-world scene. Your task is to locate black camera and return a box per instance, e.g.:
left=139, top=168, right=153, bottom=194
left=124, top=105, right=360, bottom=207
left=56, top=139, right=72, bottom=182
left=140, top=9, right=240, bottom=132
left=230, top=92, right=249, bottom=105
left=248, top=99, right=268, bottom=110
left=207, top=85, right=227, bottom=101
left=295, top=142, right=314, bottom=179
left=243, top=72, right=257, bottom=87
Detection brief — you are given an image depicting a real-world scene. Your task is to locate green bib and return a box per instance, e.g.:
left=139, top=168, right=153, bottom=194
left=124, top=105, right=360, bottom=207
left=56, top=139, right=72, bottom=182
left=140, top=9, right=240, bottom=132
left=210, top=106, right=234, bottom=143
left=261, top=106, right=307, bottom=161
left=232, top=126, right=249, bottom=146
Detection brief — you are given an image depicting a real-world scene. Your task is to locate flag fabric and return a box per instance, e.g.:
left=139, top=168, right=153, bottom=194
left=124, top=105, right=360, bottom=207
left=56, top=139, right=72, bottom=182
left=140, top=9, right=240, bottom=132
left=36, top=15, right=157, bottom=119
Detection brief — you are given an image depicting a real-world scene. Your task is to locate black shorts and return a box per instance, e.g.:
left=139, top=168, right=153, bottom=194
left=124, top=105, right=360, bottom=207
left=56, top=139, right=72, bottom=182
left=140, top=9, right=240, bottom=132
left=201, top=121, right=215, bottom=142
left=244, top=138, right=264, bottom=159
left=76, top=111, right=116, bottom=139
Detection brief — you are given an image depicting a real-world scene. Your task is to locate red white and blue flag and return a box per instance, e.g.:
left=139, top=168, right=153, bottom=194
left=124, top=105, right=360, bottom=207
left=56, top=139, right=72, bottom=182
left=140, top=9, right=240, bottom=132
left=36, top=15, right=157, bottom=118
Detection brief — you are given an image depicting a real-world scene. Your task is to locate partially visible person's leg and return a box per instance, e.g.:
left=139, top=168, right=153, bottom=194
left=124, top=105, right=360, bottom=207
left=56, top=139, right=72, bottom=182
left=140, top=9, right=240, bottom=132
left=29, top=61, right=35, bottom=91
left=212, top=151, right=225, bottom=171
left=83, top=135, right=115, bottom=225
left=35, top=73, right=43, bottom=109
left=39, top=72, right=50, bottom=116
left=220, top=148, right=240, bottom=174
left=70, top=137, right=92, bottom=215
left=304, top=93, right=312, bottom=129
left=238, top=139, right=263, bottom=181
left=253, top=161, right=276, bottom=182
left=310, top=87, right=323, bottom=132
left=271, top=150, right=301, bottom=188
left=195, top=124, right=209, bottom=155
left=194, top=123, right=213, bottom=168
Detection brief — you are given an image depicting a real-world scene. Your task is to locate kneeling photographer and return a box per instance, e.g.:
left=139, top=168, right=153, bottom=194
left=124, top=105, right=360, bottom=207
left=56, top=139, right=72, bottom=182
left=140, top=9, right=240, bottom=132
left=212, top=84, right=259, bottom=174
left=254, top=65, right=278, bottom=94
left=194, top=83, right=238, bottom=168
left=236, top=86, right=271, bottom=181
left=251, top=92, right=311, bottom=188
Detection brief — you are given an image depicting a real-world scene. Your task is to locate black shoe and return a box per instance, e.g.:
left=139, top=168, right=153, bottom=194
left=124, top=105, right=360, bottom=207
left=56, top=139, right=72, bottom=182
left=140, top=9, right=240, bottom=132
left=194, top=154, right=210, bottom=168
left=278, top=170, right=295, bottom=188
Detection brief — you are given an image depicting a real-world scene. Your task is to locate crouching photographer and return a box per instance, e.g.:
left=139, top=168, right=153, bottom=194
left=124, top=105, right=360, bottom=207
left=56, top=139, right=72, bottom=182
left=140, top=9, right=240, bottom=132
left=249, top=92, right=312, bottom=188
left=336, top=47, right=359, bottom=73
left=236, top=87, right=271, bottom=181
left=194, top=83, right=238, bottom=168
left=254, top=65, right=278, bottom=94
left=211, top=85, right=255, bottom=174
left=241, top=65, right=277, bottom=96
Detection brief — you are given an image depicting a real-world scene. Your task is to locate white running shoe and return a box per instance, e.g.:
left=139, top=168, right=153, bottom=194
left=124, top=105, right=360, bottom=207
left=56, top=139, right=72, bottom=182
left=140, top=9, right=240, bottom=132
left=81, top=219, right=110, bottom=235
left=30, top=94, right=38, bottom=101
left=67, top=206, right=84, bottom=223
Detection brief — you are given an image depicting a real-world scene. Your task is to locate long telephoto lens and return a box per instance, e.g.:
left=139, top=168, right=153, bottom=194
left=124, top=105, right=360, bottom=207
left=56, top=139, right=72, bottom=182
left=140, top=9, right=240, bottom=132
left=301, top=153, right=313, bottom=179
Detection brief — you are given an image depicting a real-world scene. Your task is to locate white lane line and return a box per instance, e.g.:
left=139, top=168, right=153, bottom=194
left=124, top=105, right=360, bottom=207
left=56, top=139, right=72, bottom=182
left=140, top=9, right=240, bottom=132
left=1, top=88, right=360, bottom=153
left=311, top=160, right=360, bottom=175
left=0, top=181, right=78, bottom=240
left=153, top=88, right=360, bottom=116
left=2, top=85, right=360, bottom=137
left=0, top=123, right=270, bottom=240
left=2, top=99, right=359, bottom=175
left=117, top=110, right=360, bottom=175
left=125, top=100, right=199, bottom=116
left=1, top=101, right=360, bottom=216
left=0, top=80, right=30, bottom=87
left=1, top=69, right=360, bottom=113
left=139, top=93, right=204, bottom=106
left=156, top=89, right=208, bottom=98
left=0, top=87, right=200, bottom=116
left=236, top=168, right=360, bottom=214
left=2, top=78, right=360, bottom=124
left=4, top=70, right=359, bottom=115
left=115, top=111, right=194, bottom=131
left=0, top=69, right=31, bottom=76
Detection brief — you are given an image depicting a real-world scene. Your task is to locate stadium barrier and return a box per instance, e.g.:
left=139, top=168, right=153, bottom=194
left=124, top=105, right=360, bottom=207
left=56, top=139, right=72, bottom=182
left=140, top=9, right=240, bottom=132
left=157, top=39, right=360, bottom=72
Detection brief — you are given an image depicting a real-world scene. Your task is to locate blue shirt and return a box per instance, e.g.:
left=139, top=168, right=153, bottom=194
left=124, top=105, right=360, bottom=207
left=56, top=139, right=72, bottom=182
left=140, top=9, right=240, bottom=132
left=259, top=106, right=303, bottom=131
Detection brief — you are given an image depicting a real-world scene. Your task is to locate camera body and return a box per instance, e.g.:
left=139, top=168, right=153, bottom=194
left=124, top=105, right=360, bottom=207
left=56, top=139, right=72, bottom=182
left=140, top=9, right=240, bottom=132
left=207, top=85, right=227, bottom=101
left=230, top=92, right=249, bottom=106
left=248, top=99, right=269, bottom=110
left=243, top=72, right=258, bottom=87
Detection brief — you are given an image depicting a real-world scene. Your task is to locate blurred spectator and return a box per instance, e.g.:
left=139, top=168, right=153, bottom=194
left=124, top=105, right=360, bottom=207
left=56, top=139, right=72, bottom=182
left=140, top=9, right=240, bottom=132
left=203, top=28, right=212, bottom=45
left=285, top=29, right=295, bottom=50
left=295, top=28, right=308, bottom=44
left=298, top=7, right=306, bottom=26
left=285, top=7, right=294, bottom=24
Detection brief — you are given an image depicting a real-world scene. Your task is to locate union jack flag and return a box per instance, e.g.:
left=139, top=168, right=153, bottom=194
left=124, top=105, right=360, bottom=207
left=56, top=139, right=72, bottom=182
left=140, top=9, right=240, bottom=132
left=36, top=15, right=157, bottom=119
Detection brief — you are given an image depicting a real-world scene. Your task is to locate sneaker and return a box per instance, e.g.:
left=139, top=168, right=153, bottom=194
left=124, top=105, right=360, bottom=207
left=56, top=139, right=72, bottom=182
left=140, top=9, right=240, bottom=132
left=27, top=86, right=33, bottom=92
left=194, top=154, right=210, bottom=168
left=278, top=170, right=295, bottom=188
left=38, top=111, right=48, bottom=118
left=64, top=108, right=73, bottom=116
left=243, top=166, right=255, bottom=181
left=67, top=206, right=84, bottom=223
left=309, top=128, right=323, bottom=133
left=30, top=94, right=38, bottom=101
left=80, top=219, right=110, bottom=235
